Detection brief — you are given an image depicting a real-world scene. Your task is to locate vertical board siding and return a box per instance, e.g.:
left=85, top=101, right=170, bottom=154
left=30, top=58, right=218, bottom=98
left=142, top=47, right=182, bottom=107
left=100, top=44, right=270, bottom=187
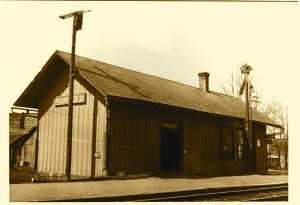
left=22, top=132, right=37, bottom=168
left=37, top=67, right=106, bottom=178
left=45, top=100, right=51, bottom=173
left=37, top=67, right=267, bottom=178
left=38, top=105, right=44, bottom=173
left=109, top=101, right=161, bottom=175
left=253, top=123, right=267, bottom=173
left=109, top=100, right=221, bottom=176
left=53, top=104, right=60, bottom=174
left=38, top=67, right=69, bottom=175
left=183, top=114, right=219, bottom=175
left=183, top=118, right=189, bottom=172
left=95, top=97, right=106, bottom=177
left=200, top=117, right=207, bottom=174
left=51, top=84, right=57, bottom=173
left=187, top=117, right=193, bottom=172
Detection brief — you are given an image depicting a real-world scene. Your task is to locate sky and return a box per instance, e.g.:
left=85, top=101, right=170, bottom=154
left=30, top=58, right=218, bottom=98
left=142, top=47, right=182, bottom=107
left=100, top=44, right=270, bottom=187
left=1, top=2, right=299, bottom=106
left=1, top=1, right=300, bottom=201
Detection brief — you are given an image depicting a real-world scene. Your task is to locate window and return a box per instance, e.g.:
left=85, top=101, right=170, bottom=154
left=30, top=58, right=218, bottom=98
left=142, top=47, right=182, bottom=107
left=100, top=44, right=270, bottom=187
left=221, top=128, right=233, bottom=160
left=237, top=129, right=244, bottom=160
left=20, top=114, right=25, bottom=129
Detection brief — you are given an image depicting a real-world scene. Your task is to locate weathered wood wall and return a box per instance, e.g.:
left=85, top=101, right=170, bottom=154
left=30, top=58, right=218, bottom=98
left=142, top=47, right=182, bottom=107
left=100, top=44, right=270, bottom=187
left=9, top=113, right=38, bottom=168
left=35, top=65, right=267, bottom=177
left=183, top=113, right=220, bottom=175
left=21, top=131, right=37, bottom=168
left=253, top=123, right=268, bottom=173
left=109, top=99, right=220, bottom=175
left=219, top=120, right=247, bottom=175
left=108, top=98, right=267, bottom=176
left=37, top=66, right=106, bottom=178
left=108, top=100, right=161, bottom=175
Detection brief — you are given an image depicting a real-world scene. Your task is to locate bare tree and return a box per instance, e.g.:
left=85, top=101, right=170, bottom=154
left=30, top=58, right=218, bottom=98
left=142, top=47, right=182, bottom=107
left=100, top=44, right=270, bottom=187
left=219, top=68, right=243, bottom=99
left=219, top=67, right=263, bottom=110
left=262, top=101, right=288, bottom=170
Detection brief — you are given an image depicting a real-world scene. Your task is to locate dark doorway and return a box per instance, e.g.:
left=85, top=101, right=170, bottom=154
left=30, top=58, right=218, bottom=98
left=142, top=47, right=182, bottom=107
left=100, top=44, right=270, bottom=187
left=161, top=127, right=182, bottom=172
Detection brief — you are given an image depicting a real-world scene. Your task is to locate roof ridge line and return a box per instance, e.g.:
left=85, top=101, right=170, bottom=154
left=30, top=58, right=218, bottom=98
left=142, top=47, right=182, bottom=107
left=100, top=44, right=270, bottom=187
left=57, top=50, right=210, bottom=93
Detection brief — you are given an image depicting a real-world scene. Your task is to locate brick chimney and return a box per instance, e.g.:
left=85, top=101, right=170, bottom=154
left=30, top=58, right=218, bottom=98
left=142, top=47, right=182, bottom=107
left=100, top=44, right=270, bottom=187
left=198, top=72, right=210, bottom=92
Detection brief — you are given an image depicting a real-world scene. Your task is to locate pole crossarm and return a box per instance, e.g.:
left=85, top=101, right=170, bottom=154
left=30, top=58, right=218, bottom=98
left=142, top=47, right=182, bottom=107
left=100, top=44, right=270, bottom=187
left=59, top=10, right=91, bottom=19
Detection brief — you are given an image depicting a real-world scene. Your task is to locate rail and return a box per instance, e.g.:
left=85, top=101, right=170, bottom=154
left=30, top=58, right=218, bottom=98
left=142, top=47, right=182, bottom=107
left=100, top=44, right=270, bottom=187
left=133, top=183, right=288, bottom=202
left=51, top=182, right=288, bottom=202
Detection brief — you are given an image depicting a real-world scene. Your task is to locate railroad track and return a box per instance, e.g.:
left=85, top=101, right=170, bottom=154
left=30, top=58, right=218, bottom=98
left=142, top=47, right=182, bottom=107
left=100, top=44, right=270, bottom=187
left=52, top=182, right=288, bottom=202
left=132, top=183, right=288, bottom=202
left=249, top=194, right=288, bottom=201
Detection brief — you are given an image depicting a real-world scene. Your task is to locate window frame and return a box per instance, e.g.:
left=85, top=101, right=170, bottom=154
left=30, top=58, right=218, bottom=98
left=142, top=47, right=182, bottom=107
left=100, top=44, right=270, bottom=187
left=237, top=129, right=245, bottom=160
left=220, top=127, right=234, bottom=160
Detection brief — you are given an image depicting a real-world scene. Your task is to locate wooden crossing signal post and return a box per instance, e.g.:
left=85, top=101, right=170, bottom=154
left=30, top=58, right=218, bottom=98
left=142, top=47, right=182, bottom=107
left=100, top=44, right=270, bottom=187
left=239, top=64, right=255, bottom=172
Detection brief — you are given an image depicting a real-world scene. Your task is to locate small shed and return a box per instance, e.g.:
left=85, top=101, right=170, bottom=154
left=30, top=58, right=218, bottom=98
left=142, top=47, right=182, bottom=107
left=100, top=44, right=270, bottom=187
left=14, top=50, right=280, bottom=179
left=9, top=112, right=38, bottom=168
left=268, top=154, right=280, bottom=168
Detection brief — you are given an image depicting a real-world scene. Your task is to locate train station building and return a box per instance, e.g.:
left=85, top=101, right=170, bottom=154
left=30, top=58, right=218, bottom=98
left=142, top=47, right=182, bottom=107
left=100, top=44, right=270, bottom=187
left=14, top=50, right=280, bottom=179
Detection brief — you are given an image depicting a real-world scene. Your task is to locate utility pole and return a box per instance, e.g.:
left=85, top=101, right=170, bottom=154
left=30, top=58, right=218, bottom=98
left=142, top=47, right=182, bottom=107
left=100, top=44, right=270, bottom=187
left=59, top=10, right=91, bottom=180
left=251, top=96, right=261, bottom=110
left=245, top=71, right=252, bottom=172
left=239, top=64, right=254, bottom=172
left=249, top=95, right=261, bottom=171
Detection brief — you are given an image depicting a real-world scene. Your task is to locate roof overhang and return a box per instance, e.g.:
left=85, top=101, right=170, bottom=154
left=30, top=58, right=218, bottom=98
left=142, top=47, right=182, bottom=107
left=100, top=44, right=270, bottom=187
left=107, top=95, right=282, bottom=128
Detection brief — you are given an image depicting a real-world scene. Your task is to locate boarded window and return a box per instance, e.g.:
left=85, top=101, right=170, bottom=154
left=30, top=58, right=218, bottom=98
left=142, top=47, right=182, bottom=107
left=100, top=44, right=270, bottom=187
left=221, top=128, right=233, bottom=160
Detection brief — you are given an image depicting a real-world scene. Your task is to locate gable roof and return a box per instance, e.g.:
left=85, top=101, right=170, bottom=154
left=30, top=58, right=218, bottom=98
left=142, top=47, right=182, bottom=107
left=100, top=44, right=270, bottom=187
left=14, top=50, right=280, bottom=127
